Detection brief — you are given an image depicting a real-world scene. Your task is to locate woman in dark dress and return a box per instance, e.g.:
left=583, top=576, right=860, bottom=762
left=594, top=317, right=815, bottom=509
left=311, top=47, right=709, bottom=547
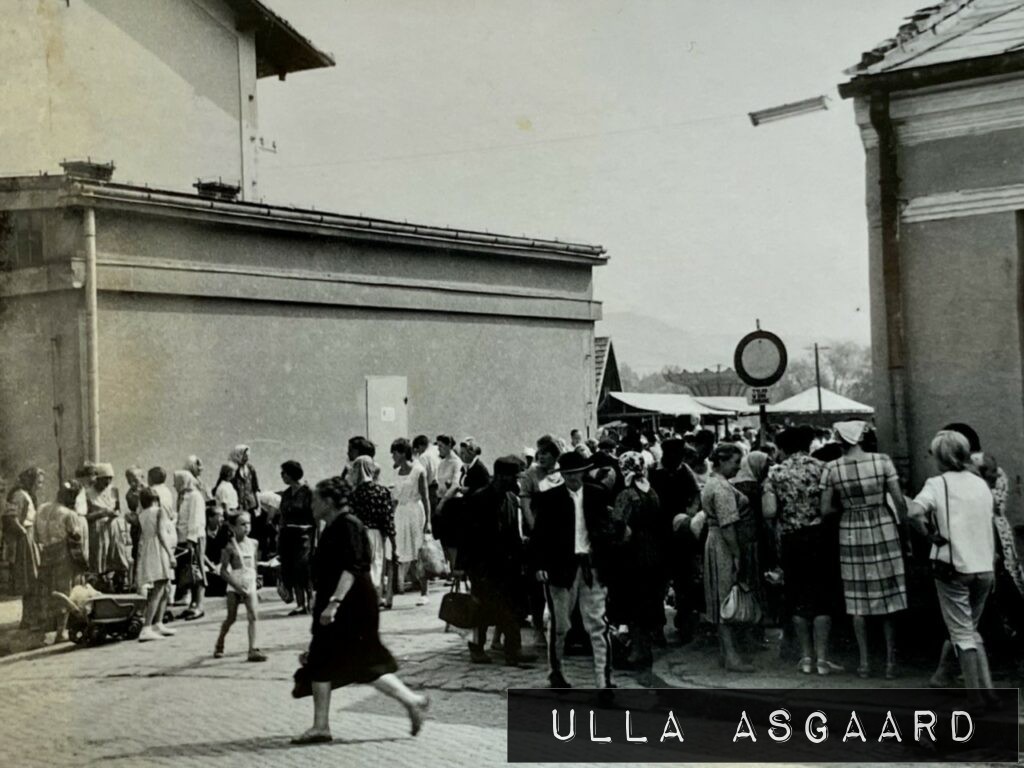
left=277, top=460, right=315, bottom=616
left=291, top=476, right=429, bottom=744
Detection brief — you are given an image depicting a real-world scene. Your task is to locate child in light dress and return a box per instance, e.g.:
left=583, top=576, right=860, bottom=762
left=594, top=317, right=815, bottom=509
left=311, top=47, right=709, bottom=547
left=135, top=487, right=177, bottom=642
left=214, top=512, right=266, bottom=661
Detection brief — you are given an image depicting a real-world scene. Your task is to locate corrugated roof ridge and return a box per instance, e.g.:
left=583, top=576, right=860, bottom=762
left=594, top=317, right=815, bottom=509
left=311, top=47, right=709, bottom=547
left=845, top=0, right=978, bottom=74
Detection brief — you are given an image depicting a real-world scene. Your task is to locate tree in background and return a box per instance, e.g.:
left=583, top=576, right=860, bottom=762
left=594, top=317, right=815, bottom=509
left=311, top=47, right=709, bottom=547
left=770, top=341, right=873, bottom=404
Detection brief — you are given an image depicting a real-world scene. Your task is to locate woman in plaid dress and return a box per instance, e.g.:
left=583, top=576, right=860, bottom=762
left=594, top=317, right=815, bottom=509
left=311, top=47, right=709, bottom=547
left=819, top=421, right=907, bottom=679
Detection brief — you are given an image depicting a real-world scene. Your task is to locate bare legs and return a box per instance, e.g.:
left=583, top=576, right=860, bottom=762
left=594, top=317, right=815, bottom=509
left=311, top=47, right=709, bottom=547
left=296, top=675, right=429, bottom=742
left=144, top=581, right=168, bottom=626
left=215, top=592, right=260, bottom=656
left=852, top=615, right=897, bottom=676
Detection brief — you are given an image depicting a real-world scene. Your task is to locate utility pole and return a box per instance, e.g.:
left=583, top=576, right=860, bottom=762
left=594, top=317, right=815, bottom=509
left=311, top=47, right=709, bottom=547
left=808, top=343, right=831, bottom=415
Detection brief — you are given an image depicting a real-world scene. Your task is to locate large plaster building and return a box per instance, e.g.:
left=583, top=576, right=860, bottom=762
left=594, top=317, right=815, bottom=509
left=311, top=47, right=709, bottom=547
left=841, top=0, right=1024, bottom=516
left=0, top=0, right=606, bottom=486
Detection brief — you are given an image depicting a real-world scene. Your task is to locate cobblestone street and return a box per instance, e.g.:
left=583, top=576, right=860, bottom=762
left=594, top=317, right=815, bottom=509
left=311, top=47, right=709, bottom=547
left=0, top=586, right=1020, bottom=767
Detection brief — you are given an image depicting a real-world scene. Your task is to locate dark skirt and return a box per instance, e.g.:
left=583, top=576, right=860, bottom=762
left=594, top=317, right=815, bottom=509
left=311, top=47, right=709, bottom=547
left=3, top=518, right=38, bottom=596
left=781, top=524, right=842, bottom=619
left=279, top=527, right=313, bottom=592
left=292, top=573, right=397, bottom=698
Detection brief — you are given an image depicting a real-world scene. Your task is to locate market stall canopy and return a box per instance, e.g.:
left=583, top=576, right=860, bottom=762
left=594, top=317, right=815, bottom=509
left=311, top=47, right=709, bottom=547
left=606, top=391, right=742, bottom=416
left=768, top=387, right=873, bottom=415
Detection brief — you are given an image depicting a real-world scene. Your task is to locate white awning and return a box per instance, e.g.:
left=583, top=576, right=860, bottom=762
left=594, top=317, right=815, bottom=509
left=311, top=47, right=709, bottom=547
left=606, top=391, right=740, bottom=416
left=768, top=387, right=873, bottom=415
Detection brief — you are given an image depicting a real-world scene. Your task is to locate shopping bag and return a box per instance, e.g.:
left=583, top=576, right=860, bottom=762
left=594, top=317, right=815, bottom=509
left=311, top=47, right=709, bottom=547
left=417, top=533, right=449, bottom=579
left=720, top=583, right=762, bottom=624
left=438, top=578, right=479, bottom=629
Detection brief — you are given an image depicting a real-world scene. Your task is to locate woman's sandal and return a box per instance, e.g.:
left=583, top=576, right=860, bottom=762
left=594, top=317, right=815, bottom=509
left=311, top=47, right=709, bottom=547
left=798, top=657, right=813, bottom=675
left=856, top=664, right=871, bottom=679
left=816, top=660, right=844, bottom=677
left=290, top=729, right=333, bottom=745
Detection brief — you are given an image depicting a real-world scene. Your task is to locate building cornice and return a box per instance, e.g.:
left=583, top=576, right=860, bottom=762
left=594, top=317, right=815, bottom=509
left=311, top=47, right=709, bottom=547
left=853, top=73, right=1024, bottom=149
left=901, top=183, right=1024, bottom=224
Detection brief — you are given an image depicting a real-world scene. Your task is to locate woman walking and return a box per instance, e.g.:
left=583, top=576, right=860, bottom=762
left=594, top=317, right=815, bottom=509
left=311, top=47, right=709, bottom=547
left=819, top=420, right=907, bottom=679
left=34, top=481, right=87, bottom=642
left=291, top=476, right=428, bottom=744
left=613, top=451, right=667, bottom=682
left=702, top=443, right=756, bottom=672
left=909, top=430, right=999, bottom=709
left=3, top=467, right=42, bottom=621
left=391, top=438, right=431, bottom=606
left=349, top=456, right=396, bottom=606
left=278, top=460, right=315, bottom=616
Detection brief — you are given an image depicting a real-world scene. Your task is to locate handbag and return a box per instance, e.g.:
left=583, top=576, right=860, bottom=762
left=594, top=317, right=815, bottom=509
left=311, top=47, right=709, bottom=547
left=276, top=581, right=294, bottom=604
left=720, top=583, right=762, bottom=624
left=930, top=478, right=959, bottom=583
left=438, top=577, right=479, bottom=629
left=418, top=533, right=449, bottom=579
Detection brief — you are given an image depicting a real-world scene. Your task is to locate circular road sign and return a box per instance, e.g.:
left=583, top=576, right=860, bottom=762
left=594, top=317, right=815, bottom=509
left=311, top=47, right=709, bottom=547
left=734, top=329, right=788, bottom=388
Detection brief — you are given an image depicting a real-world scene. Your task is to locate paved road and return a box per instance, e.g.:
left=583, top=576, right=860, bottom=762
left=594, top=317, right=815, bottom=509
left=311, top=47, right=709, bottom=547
left=0, top=588, right=1018, bottom=767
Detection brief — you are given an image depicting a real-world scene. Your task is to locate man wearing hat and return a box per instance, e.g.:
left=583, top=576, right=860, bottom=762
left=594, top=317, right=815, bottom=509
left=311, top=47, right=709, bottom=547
left=459, top=456, right=538, bottom=667
left=530, top=452, right=616, bottom=688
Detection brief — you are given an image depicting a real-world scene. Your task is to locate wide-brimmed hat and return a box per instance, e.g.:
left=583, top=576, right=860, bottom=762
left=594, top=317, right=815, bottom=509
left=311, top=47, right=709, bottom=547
left=558, top=452, right=592, bottom=474
left=94, top=462, right=115, bottom=479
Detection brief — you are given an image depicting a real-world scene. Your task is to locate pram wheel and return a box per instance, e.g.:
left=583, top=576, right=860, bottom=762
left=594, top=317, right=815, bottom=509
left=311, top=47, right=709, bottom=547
left=68, top=621, right=88, bottom=645
left=126, top=616, right=144, bottom=640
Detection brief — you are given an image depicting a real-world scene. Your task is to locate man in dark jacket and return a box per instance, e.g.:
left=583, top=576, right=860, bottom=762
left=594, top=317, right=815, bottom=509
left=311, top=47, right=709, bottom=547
left=460, top=456, right=537, bottom=667
left=531, top=452, right=617, bottom=688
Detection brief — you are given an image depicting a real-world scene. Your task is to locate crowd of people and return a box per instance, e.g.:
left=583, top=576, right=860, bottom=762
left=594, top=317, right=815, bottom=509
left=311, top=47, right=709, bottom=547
left=1, top=418, right=1022, bottom=724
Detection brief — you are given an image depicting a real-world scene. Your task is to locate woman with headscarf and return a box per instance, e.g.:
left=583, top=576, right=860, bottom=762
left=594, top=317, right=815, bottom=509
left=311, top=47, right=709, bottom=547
left=4, top=467, right=42, bottom=626
left=174, top=470, right=207, bottom=620
left=34, top=481, right=87, bottom=642
left=291, top=476, right=428, bottom=744
left=213, top=462, right=239, bottom=516
left=184, top=456, right=211, bottom=502
left=612, top=451, right=667, bottom=683
left=85, top=463, right=132, bottom=590
left=702, top=443, right=756, bottom=672
left=819, top=420, right=907, bottom=679
left=230, top=445, right=267, bottom=554
left=349, top=456, right=396, bottom=606
left=278, top=460, right=315, bottom=616
left=731, top=450, right=772, bottom=621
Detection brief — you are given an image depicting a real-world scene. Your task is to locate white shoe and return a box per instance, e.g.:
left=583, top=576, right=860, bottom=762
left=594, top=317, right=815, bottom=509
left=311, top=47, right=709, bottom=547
left=416, top=595, right=429, bottom=606
left=138, top=626, right=163, bottom=642
left=155, top=624, right=177, bottom=637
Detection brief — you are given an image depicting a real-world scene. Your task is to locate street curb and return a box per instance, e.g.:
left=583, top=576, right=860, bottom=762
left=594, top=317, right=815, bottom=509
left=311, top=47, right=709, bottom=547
left=0, top=637, right=77, bottom=666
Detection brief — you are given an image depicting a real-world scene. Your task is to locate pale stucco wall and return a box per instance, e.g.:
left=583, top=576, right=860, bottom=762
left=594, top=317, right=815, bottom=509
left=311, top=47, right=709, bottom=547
left=0, top=0, right=256, bottom=195
left=95, top=292, right=594, bottom=489
left=0, top=291, right=84, bottom=487
left=861, top=115, right=1024, bottom=517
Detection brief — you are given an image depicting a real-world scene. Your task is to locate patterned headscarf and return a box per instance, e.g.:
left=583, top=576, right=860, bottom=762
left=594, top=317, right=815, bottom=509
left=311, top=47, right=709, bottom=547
left=618, top=451, right=650, bottom=493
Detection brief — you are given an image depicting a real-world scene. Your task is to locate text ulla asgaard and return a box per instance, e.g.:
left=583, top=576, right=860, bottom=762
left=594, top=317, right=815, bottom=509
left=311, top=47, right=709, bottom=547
left=550, top=708, right=976, bottom=745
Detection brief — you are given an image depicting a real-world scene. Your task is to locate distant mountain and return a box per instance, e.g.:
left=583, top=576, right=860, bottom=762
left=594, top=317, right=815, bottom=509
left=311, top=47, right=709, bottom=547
left=596, top=311, right=855, bottom=375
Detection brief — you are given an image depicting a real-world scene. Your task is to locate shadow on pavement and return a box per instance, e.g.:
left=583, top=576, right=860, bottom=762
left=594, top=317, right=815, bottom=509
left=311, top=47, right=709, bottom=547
left=101, top=733, right=406, bottom=762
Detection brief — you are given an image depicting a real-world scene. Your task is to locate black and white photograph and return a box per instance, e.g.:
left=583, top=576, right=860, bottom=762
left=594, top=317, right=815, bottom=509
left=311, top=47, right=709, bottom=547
left=0, top=1, right=1022, bottom=766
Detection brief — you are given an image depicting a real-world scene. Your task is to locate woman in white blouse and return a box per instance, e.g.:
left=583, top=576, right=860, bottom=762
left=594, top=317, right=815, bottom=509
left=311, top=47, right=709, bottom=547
left=909, top=430, right=998, bottom=710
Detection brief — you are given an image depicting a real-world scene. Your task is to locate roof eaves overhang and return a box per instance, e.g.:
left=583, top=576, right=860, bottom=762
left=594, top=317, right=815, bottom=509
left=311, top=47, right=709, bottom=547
left=224, top=0, right=335, bottom=78
left=839, top=49, right=1024, bottom=98
left=35, top=179, right=607, bottom=267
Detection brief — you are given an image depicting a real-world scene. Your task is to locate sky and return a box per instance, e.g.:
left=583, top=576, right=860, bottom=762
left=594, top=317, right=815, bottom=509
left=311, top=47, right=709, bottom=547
left=258, top=1, right=925, bottom=365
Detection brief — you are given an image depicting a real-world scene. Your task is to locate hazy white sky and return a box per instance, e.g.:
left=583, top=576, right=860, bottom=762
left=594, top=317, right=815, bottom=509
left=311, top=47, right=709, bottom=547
left=259, top=1, right=924, bottom=352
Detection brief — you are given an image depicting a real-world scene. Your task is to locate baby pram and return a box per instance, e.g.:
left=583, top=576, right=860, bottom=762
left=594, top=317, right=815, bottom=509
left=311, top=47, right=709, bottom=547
left=52, top=585, right=148, bottom=645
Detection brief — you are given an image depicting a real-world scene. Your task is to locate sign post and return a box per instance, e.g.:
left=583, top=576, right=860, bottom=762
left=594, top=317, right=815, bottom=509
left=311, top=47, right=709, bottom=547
left=734, top=323, right=788, bottom=448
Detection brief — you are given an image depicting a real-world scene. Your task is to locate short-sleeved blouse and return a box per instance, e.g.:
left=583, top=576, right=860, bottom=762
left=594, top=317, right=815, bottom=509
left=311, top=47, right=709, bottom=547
left=819, top=453, right=898, bottom=510
left=764, top=454, right=825, bottom=534
left=701, top=474, right=747, bottom=528
left=351, top=482, right=395, bottom=537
